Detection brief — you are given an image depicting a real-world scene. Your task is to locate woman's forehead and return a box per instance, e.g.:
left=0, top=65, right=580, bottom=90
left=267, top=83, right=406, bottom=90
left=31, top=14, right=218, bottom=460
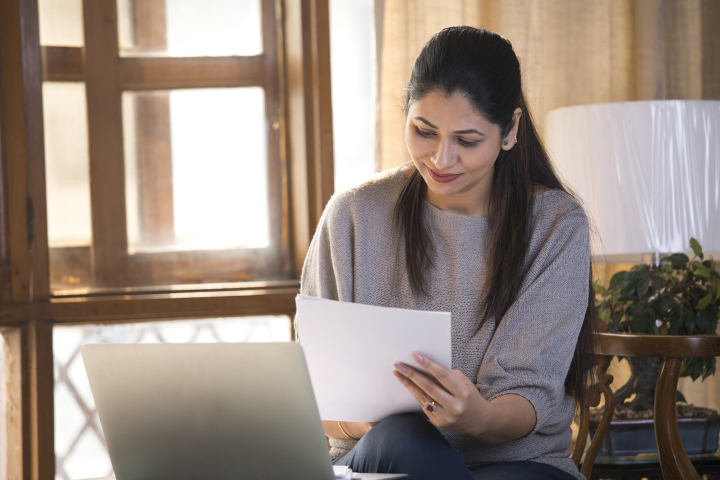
left=409, top=91, right=494, bottom=130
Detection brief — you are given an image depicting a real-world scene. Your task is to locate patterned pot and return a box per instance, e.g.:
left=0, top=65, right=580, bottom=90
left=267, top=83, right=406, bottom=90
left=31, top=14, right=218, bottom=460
left=589, top=416, right=720, bottom=456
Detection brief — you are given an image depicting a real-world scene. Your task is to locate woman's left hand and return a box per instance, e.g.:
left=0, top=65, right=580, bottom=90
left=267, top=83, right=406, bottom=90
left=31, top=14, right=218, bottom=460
left=393, top=352, right=490, bottom=437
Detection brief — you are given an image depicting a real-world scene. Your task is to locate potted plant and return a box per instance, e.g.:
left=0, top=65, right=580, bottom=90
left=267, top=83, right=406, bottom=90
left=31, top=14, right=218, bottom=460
left=591, top=238, right=720, bottom=456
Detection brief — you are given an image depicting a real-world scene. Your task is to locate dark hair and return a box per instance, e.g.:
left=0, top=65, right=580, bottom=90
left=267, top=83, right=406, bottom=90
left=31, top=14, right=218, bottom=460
left=394, top=26, right=598, bottom=403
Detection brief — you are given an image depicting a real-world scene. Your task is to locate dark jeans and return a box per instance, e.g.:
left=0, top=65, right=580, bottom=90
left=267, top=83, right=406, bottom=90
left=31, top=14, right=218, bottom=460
left=331, top=414, right=579, bottom=480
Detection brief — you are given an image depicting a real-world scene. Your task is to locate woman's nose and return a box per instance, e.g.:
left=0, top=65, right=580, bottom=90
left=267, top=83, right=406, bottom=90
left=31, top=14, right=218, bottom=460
left=431, top=138, right=455, bottom=169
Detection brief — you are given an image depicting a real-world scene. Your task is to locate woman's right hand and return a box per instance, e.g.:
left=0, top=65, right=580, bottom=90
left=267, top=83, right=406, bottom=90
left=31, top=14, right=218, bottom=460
left=322, top=420, right=376, bottom=441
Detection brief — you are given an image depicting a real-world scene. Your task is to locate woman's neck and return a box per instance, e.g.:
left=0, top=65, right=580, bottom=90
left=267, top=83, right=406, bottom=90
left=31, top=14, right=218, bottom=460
left=424, top=175, right=493, bottom=218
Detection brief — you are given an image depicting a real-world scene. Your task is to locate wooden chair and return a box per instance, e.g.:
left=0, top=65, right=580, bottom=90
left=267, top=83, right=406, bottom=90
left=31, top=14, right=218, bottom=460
left=572, top=354, right=616, bottom=479
left=590, top=332, right=720, bottom=480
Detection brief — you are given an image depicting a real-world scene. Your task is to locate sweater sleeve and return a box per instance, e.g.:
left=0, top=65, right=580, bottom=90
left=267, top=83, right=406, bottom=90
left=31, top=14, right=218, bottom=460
left=297, top=191, right=361, bottom=458
left=296, top=190, right=357, bottom=340
left=475, top=205, right=590, bottom=436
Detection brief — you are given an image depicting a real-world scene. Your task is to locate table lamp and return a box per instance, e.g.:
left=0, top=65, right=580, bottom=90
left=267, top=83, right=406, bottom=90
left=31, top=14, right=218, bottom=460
left=545, top=100, right=720, bottom=262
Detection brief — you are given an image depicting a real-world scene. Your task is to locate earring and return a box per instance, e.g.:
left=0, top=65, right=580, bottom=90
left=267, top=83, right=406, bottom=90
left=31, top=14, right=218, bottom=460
left=514, top=135, right=518, bottom=145
left=503, top=141, right=509, bottom=146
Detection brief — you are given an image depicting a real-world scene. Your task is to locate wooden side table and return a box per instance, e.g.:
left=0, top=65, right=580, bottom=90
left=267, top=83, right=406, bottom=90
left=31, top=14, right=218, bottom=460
left=592, top=333, right=720, bottom=480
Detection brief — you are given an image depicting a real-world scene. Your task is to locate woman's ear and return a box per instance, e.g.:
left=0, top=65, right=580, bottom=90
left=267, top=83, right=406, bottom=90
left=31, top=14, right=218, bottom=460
left=501, top=108, right=522, bottom=151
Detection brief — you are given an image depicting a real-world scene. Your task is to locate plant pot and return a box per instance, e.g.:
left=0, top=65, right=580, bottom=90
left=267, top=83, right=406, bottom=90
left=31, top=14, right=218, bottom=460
left=589, top=416, right=720, bottom=457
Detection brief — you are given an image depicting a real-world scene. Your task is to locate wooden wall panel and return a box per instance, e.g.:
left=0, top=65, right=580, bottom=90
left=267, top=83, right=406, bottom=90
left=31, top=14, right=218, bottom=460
left=285, top=0, right=335, bottom=277
left=0, top=266, right=12, bottom=303
left=25, top=322, right=53, bottom=480
left=0, top=0, right=53, bottom=475
left=22, top=0, right=50, bottom=304
left=3, top=328, right=24, bottom=479
left=0, top=67, right=7, bottom=268
left=0, top=0, right=50, bottom=304
left=0, top=1, right=31, bottom=301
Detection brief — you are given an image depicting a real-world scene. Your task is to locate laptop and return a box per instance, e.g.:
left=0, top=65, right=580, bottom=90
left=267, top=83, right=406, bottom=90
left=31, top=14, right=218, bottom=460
left=81, top=342, right=406, bottom=480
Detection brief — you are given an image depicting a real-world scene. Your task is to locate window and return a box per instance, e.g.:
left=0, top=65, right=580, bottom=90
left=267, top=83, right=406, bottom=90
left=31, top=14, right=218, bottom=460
left=0, top=0, right=334, bottom=478
left=42, top=0, right=290, bottom=292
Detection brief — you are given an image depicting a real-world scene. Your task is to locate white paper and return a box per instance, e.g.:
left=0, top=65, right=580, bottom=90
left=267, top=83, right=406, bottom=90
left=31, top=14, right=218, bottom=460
left=333, top=466, right=353, bottom=479
left=296, top=295, right=451, bottom=422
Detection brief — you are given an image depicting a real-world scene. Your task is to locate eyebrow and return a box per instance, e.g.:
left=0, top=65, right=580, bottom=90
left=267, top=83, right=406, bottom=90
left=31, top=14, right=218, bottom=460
left=415, top=117, right=485, bottom=136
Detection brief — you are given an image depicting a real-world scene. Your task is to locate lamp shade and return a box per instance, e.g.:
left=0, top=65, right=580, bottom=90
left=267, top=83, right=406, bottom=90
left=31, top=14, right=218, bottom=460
left=546, top=100, right=720, bottom=256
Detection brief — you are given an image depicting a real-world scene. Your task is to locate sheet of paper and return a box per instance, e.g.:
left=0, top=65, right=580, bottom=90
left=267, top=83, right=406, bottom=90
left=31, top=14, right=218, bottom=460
left=333, top=465, right=353, bottom=479
left=296, top=295, right=451, bottom=422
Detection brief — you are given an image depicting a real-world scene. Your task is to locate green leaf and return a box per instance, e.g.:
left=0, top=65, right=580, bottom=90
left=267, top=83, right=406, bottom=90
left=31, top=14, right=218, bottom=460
left=630, top=264, right=649, bottom=273
left=676, top=390, right=687, bottom=403
left=690, top=358, right=703, bottom=381
left=638, top=277, right=650, bottom=296
left=630, top=314, right=648, bottom=333
left=700, top=310, right=716, bottom=334
left=697, top=311, right=709, bottom=332
left=656, top=297, right=677, bottom=312
left=609, top=271, right=626, bottom=291
left=668, top=315, right=684, bottom=335
left=621, top=278, right=642, bottom=297
left=599, top=307, right=611, bottom=322
left=664, top=253, right=690, bottom=267
left=652, top=275, right=664, bottom=292
left=621, top=270, right=638, bottom=288
left=704, top=358, right=717, bottom=380
left=707, top=258, right=717, bottom=272
left=690, top=238, right=703, bottom=258
left=687, top=312, right=697, bottom=333
left=628, top=298, right=646, bottom=315
left=612, top=311, right=626, bottom=329
left=702, top=361, right=715, bottom=380
left=697, top=292, right=713, bottom=310
left=593, top=282, right=608, bottom=295
left=712, top=279, right=720, bottom=300
left=693, top=267, right=711, bottom=278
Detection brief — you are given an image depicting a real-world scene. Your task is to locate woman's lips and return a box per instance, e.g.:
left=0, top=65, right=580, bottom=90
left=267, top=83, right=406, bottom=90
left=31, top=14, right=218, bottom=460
left=427, top=167, right=461, bottom=183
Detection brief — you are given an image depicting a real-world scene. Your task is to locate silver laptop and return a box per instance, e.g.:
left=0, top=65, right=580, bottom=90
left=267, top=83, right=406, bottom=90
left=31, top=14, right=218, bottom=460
left=81, top=342, right=405, bottom=480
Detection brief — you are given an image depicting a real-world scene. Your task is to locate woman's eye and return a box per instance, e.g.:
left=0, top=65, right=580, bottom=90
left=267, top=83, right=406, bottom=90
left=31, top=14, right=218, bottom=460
left=457, top=138, right=479, bottom=147
left=415, top=127, right=435, bottom=138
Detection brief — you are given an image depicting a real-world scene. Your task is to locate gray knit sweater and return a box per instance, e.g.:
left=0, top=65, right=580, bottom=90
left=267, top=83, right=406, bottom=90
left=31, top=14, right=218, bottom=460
left=298, top=167, right=588, bottom=480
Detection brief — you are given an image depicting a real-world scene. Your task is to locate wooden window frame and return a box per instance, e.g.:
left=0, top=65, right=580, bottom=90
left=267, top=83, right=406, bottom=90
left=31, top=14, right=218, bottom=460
left=0, top=0, right=335, bottom=478
left=45, top=0, right=291, bottom=289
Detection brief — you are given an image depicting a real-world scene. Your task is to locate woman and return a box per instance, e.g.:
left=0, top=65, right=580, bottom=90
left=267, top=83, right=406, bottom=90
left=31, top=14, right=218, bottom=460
left=298, top=27, right=597, bottom=480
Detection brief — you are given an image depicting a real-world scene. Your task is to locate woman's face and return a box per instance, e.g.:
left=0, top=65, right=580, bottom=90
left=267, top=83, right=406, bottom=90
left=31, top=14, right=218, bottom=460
left=404, top=90, right=520, bottom=217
